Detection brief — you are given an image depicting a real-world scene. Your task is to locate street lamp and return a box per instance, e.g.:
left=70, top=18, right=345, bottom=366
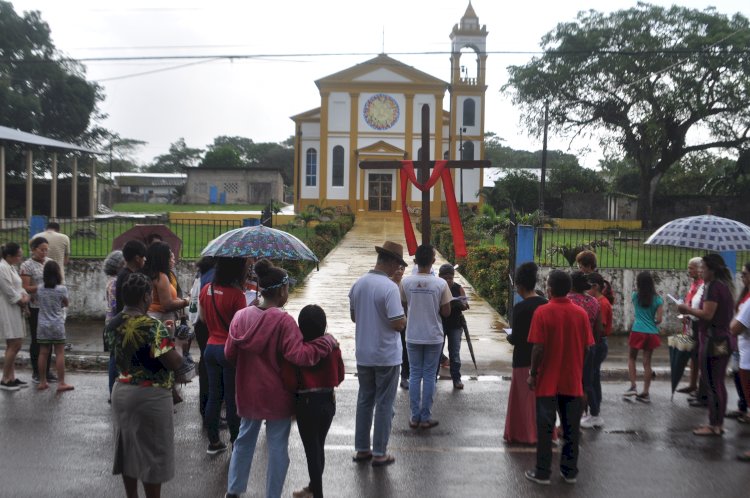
left=459, top=126, right=466, bottom=205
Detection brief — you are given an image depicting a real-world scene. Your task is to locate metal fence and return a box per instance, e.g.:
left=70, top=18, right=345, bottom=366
left=0, top=216, right=264, bottom=259
left=532, top=227, right=750, bottom=270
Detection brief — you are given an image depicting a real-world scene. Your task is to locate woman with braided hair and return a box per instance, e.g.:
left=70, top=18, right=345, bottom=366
left=106, top=272, right=187, bottom=498
left=224, top=259, right=338, bottom=498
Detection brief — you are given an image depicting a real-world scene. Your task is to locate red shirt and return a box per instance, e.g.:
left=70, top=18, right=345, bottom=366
left=528, top=297, right=594, bottom=397
left=281, top=348, right=345, bottom=392
left=199, top=284, right=247, bottom=345
left=597, top=295, right=613, bottom=337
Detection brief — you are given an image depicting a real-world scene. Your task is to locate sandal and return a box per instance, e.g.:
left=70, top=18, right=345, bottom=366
left=693, top=425, right=723, bottom=436
left=56, top=384, right=74, bottom=393
left=352, top=451, right=373, bottom=462
left=409, top=419, right=419, bottom=429
left=371, top=454, right=395, bottom=467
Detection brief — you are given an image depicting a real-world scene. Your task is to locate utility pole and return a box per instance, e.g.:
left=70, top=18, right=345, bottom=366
left=536, top=100, right=549, bottom=258
left=108, top=142, right=113, bottom=208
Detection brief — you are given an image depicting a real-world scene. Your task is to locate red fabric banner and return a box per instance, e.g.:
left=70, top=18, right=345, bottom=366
left=399, top=161, right=467, bottom=258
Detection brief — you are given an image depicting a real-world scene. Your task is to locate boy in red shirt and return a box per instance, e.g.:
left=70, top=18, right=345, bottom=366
left=526, top=270, right=594, bottom=486
left=283, top=305, right=345, bottom=498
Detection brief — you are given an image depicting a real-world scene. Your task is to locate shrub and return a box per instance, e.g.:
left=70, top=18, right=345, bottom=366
left=314, top=222, right=341, bottom=241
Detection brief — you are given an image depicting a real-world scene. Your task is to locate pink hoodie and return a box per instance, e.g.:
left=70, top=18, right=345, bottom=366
left=225, top=306, right=337, bottom=420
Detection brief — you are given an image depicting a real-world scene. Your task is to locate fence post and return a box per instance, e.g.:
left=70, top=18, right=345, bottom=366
left=515, top=225, right=535, bottom=305
left=720, top=251, right=737, bottom=274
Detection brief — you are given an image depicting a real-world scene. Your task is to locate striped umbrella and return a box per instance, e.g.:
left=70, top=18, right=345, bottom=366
left=644, top=215, right=750, bottom=252
left=201, top=225, right=318, bottom=262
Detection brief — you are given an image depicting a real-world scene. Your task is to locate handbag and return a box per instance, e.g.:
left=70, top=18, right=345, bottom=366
left=707, top=325, right=731, bottom=357
left=667, top=332, right=695, bottom=352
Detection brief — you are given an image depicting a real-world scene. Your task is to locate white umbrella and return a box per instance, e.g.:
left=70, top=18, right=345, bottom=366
left=644, top=215, right=750, bottom=252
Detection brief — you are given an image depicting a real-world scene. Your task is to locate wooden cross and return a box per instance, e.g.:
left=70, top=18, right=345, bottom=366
left=359, top=104, right=490, bottom=245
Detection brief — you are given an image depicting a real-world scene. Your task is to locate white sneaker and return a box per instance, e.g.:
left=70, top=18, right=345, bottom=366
left=581, top=416, right=604, bottom=429
left=580, top=414, right=591, bottom=427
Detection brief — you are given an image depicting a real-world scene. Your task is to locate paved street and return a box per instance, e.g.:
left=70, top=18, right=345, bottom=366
left=1, top=371, right=749, bottom=498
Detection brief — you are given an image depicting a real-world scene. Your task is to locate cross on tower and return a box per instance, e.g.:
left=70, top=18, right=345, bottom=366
left=359, top=104, right=490, bottom=253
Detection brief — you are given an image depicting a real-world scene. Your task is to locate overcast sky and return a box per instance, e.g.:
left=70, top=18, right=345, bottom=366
left=8, top=0, right=750, bottom=173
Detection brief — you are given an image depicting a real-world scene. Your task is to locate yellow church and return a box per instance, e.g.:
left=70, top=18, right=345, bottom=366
left=291, top=3, right=488, bottom=217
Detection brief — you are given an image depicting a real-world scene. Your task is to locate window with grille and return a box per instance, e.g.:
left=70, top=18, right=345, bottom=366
left=223, top=182, right=239, bottom=194
left=332, top=146, right=345, bottom=187
left=306, top=148, right=317, bottom=186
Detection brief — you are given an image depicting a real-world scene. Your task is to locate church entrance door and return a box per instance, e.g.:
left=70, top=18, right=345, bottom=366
left=368, top=173, right=392, bottom=211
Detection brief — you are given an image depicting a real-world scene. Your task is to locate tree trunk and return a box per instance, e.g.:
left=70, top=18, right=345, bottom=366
left=637, top=171, right=663, bottom=228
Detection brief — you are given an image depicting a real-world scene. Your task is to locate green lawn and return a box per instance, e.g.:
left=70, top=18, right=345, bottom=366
left=0, top=218, right=308, bottom=260
left=486, top=229, right=750, bottom=270
left=112, top=202, right=265, bottom=213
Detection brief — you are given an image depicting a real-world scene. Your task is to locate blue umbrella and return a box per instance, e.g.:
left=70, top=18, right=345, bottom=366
left=201, top=225, right=318, bottom=262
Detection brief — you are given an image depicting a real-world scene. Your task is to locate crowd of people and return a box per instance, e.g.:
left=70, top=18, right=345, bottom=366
left=4, top=226, right=750, bottom=496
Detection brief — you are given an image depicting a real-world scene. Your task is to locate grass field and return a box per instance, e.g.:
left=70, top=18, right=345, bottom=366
left=0, top=218, right=310, bottom=260
left=486, top=228, right=750, bottom=270
left=112, top=202, right=265, bottom=213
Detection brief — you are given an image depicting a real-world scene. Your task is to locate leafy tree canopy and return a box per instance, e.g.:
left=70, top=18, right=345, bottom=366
left=0, top=1, right=102, bottom=142
left=504, top=3, right=750, bottom=226
left=480, top=170, right=540, bottom=214
left=484, top=132, right=580, bottom=171
left=144, top=138, right=203, bottom=173
left=201, top=135, right=293, bottom=184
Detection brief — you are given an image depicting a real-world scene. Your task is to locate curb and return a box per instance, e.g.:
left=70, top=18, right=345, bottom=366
left=0, top=352, right=690, bottom=381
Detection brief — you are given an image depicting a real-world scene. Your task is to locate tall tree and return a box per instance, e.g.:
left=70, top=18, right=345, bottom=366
left=504, top=4, right=750, bottom=226
left=0, top=1, right=101, bottom=142
left=145, top=138, right=203, bottom=173
left=201, top=135, right=294, bottom=185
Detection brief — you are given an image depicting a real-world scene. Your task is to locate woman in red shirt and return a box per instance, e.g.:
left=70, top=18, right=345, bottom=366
left=284, top=305, right=345, bottom=498
left=199, top=257, right=249, bottom=455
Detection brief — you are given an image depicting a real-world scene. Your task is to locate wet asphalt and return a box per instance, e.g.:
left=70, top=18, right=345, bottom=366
left=1, top=371, right=749, bottom=498
left=2, top=216, right=743, bottom=496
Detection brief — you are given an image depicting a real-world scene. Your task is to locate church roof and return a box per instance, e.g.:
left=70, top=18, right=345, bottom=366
left=357, top=140, right=407, bottom=158
left=463, top=2, right=478, bottom=20
left=290, top=107, right=320, bottom=122
left=315, top=54, right=447, bottom=91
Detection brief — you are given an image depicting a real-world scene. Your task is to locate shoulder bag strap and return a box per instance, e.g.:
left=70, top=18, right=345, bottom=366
left=210, top=284, right=232, bottom=332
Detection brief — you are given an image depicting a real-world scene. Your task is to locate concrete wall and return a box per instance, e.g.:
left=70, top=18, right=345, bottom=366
left=185, top=169, right=284, bottom=205
left=64, top=259, right=196, bottom=319
left=537, top=267, right=739, bottom=334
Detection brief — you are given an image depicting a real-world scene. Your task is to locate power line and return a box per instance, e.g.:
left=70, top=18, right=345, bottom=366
left=2, top=47, right=749, bottom=65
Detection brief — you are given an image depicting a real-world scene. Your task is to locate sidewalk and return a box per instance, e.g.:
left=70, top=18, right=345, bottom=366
left=0, top=215, right=672, bottom=380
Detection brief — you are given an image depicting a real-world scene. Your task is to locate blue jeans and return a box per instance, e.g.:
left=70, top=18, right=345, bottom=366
left=227, top=417, right=292, bottom=498
left=355, top=365, right=400, bottom=457
left=442, top=327, right=463, bottom=382
left=204, top=344, right=240, bottom=443
left=407, top=342, right=442, bottom=423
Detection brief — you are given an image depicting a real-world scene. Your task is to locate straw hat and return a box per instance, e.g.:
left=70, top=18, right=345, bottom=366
left=375, top=241, right=408, bottom=267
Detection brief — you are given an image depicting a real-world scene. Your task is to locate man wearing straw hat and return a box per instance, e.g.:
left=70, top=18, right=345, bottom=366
left=349, top=241, right=407, bottom=468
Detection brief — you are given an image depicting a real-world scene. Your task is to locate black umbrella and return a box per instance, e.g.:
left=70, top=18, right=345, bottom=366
left=668, top=333, right=696, bottom=400
left=460, top=315, right=478, bottom=371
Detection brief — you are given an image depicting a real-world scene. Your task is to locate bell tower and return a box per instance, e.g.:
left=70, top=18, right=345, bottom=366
left=449, top=2, right=488, bottom=203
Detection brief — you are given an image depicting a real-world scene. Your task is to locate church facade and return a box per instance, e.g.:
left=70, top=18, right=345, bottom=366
left=291, top=3, right=488, bottom=217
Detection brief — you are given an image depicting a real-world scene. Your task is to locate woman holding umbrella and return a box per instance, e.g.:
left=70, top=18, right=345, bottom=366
left=144, top=242, right=188, bottom=322
left=678, top=254, right=735, bottom=436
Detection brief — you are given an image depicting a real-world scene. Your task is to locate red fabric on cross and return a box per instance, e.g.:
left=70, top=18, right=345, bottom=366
left=399, top=160, right=467, bottom=258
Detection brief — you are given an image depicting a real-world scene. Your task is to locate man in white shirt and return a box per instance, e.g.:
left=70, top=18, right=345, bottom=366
left=400, top=244, right=452, bottom=429
left=349, top=241, right=407, bottom=467
left=31, top=222, right=70, bottom=282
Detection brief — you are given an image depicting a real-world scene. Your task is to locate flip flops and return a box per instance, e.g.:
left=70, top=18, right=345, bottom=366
left=56, top=384, right=74, bottom=393
left=371, top=455, right=395, bottom=467
left=352, top=452, right=373, bottom=462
